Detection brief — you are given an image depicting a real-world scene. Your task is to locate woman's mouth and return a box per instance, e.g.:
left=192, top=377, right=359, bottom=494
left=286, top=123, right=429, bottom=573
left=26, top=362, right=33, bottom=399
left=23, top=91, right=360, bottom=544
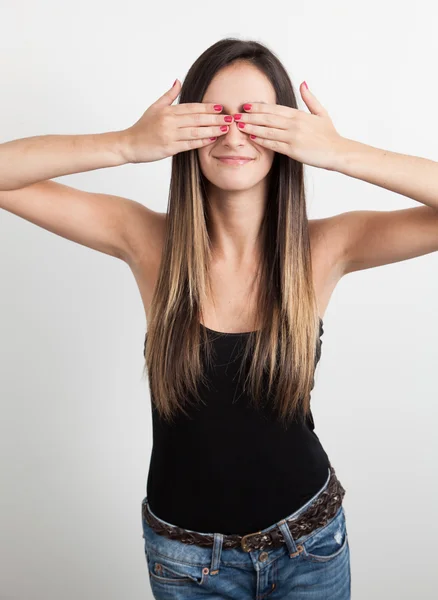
left=215, top=157, right=254, bottom=165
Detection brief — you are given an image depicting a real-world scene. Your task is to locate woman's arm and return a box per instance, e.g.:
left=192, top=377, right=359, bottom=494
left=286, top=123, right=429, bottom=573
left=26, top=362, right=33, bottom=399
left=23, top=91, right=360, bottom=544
left=331, top=138, right=438, bottom=211
left=326, top=139, right=438, bottom=277
left=0, top=129, right=160, bottom=263
left=0, top=130, right=130, bottom=191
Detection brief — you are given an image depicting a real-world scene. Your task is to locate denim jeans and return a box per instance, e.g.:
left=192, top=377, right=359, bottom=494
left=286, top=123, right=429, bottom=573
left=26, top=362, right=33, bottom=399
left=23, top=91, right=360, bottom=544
left=141, top=467, right=351, bottom=599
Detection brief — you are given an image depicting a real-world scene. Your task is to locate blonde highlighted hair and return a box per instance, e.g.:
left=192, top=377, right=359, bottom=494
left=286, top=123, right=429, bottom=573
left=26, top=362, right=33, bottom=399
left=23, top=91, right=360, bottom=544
left=143, top=37, right=321, bottom=430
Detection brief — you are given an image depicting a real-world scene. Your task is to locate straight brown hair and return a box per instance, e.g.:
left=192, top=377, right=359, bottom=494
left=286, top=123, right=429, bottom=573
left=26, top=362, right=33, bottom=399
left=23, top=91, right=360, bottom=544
left=143, top=37, right=322, bottom=430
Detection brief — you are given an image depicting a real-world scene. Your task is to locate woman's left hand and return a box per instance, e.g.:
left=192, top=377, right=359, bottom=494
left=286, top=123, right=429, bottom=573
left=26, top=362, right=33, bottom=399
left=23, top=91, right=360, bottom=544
left=237, top=83, right=345, bottom=171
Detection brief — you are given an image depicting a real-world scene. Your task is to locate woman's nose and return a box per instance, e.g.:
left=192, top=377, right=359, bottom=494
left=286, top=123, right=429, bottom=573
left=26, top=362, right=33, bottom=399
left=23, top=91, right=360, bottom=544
left=224, top=120, right=245, bottom=139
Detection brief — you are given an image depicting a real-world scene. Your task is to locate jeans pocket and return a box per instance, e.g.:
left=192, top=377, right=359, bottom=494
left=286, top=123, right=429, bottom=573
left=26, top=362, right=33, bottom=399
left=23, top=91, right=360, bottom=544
left=300, top=505, right=349, bottom=563
left=145, top=546, right=209, bottom=588
left=141, top=499, right=210, bottom=588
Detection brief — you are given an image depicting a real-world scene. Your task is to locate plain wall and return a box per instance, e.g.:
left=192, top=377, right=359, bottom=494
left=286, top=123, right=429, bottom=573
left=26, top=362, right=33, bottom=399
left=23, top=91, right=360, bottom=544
left=1, top=1, right=437, bottom=598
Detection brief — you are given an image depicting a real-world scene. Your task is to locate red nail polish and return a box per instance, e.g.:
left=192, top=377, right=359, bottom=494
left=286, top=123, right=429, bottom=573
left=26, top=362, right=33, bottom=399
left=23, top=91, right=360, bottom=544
left=214, top=104, right=223, bottom=112
left=303, top=81, right=308, bottom=90
left=243, top=104, right=252, bottom=111
left=238, top=122, right=245, bottom=128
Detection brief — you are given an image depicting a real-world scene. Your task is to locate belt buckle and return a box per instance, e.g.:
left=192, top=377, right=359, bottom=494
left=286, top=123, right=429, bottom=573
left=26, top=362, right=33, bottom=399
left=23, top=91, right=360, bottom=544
left=240, top=529, right=262, bottom=552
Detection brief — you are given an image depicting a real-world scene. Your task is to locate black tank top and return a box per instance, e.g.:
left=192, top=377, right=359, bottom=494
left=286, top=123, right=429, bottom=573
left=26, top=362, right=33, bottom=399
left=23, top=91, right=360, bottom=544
left=144, top=317, right=330, bottom=535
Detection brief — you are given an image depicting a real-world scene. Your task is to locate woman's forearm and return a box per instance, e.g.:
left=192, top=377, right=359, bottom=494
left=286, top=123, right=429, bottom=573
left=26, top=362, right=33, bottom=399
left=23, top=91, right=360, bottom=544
left=0, top=130, right=130, bottom=191
left=331, top=137, right=438, bottom=211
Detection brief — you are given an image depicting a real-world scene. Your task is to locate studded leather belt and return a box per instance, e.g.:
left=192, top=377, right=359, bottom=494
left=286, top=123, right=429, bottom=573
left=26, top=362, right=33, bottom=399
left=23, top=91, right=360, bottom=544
left=142, top=464, right=346, bottom=553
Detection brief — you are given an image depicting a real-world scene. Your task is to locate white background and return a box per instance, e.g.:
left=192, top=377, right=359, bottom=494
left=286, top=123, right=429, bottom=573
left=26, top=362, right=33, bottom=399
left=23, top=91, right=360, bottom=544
left=1, top=1, right=437, bottom=598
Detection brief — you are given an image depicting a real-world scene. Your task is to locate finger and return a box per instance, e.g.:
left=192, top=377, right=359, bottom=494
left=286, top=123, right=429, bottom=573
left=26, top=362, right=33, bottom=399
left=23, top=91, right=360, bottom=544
left=171, top=102, right=225, bottom=115
left=173, top=131, right=227, bottom=152
left=234, top=112, right=290, bottom=129
left=300, top=82, right=328, bottom=117
left=234, top=121, right=288, bottom=143
left=176, top=111, right=235, bottom=128
left=153, top=79, right=182, bottom=108
left=175, top=123, right=231, bottom=142
left=242, top=102, right=300, bottom=119
left=242, top=130, right=290, bottom=154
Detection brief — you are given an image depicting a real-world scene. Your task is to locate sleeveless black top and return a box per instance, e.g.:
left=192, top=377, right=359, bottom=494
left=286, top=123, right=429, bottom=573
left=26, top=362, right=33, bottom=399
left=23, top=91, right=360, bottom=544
left=144, top=318, right=330, bottom=535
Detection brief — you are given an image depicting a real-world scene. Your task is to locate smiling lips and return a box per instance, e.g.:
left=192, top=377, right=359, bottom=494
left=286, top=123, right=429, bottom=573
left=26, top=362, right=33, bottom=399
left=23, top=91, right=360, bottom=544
left=215, top=156, right=254, bottom=165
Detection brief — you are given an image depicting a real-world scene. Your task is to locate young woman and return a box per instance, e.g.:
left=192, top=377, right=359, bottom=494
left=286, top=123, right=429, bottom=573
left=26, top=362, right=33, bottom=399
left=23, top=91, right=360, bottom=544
left=2, top=38, right=438, bottom=599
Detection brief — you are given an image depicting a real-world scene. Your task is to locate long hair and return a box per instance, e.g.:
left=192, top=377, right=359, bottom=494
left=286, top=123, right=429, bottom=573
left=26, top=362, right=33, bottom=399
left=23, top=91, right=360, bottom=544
left=142, top=37, right=321, bottom=430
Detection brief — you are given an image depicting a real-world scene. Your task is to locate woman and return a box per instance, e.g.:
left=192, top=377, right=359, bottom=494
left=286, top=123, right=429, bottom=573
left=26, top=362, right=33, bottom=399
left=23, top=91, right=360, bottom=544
left=2, top=37, right=438, bottom=599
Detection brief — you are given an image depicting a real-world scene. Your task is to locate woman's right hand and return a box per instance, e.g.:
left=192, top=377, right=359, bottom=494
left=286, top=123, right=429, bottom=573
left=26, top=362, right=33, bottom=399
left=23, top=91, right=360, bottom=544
left=120, top=80, right=232, bottom=164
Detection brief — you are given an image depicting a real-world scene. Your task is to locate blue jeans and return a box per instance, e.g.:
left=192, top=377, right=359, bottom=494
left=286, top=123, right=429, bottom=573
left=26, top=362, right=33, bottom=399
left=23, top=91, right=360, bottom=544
left=141, top=467, right=351, bottom=599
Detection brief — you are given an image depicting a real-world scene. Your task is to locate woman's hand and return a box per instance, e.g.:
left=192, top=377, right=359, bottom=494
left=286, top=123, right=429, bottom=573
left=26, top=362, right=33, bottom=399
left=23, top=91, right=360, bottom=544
left=119, top=80, right=232, bottom=164
left=236, top=82, right=346, bottom=171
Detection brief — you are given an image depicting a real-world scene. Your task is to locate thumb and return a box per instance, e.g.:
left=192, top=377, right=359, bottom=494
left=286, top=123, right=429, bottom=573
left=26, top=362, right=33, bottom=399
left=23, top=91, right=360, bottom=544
left=154, top=78, right=181, bottom=108
left=300, top=81, right=327, bottom=117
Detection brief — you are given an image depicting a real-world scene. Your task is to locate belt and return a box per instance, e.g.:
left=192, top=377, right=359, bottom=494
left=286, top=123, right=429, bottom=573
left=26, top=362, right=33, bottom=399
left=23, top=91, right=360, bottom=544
left=142, top=464, right=346, bottom=553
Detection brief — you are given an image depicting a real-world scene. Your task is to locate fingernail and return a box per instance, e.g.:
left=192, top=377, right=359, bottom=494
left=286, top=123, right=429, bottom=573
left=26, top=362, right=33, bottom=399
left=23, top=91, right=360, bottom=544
left=172, top=79, right=178, bottom=87
left=303, top=81, right=308, bottom=90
